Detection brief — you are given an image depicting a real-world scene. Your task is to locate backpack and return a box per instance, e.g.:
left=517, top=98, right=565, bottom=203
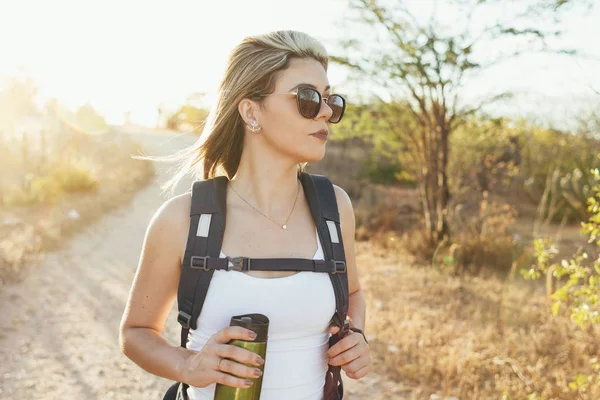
left=162, top=171, right=351, bottom=400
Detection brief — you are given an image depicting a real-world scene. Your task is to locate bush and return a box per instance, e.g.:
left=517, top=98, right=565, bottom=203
left=53, top=157, right=97, bottom=193
left=521, top=168, right=600, bottom=398
left=402, top=193, right=523, bottom=276
left=1, top=156, right=97, bottom=206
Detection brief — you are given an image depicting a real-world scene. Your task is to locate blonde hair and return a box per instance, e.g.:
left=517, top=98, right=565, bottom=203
left=136, top=30, right=329, bottom=196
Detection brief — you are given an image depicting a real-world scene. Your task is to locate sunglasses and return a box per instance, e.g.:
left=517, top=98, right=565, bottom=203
left=260, top=86, right=346, bottom=124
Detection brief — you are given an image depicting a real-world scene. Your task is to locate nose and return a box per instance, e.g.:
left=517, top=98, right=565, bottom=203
left=317, top=98, right=334, bottom=121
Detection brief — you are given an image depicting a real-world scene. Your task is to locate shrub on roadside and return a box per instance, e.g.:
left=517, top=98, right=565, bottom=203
left=519, top=168, right=600, bottom=399
left=1, top=157, right=97, bottom=207
left=400, top=194, right=523, bottom=276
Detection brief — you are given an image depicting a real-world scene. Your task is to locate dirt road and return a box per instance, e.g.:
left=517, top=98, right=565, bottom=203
left=0, top=129, right=398, bottom=399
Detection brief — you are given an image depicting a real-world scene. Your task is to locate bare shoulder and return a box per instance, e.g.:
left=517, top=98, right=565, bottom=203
left=120, top=191, right=192, bottom=333
left=155, top=191, right=191, bottom=223
left=146, top=191, right=191, bottom=265
left=332, top=183, right=361, bottom=294
left=332, top=184, right=355, bottom=228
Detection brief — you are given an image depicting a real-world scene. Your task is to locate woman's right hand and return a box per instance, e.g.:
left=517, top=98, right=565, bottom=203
left=181, top=326, right=265, bottom=389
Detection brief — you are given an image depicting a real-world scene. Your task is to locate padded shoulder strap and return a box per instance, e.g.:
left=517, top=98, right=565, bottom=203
left=177, top=176, right=228, bottom=345
left=179, top=173, right=349, bottom=332
left=299, top=172, right=349, bottom=328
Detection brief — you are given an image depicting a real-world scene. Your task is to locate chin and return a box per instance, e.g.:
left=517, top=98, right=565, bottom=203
left=298, top=149, right=326, bottom=163
left=282, top=140, right=327, bottom=163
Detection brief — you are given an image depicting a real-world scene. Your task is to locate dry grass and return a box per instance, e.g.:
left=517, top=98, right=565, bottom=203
left=0, top=130, right=155, bottom=284
left=357, top=236, right=600, bottom=399
left=311, top=138, right=600, bottom=398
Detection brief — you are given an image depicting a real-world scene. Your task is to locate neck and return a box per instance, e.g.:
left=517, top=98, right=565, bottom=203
left=231, top=139, right=301, bottom=219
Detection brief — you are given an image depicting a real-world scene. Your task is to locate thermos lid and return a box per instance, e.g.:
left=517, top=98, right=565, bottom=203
left=230, top=313, right=269, bottom=342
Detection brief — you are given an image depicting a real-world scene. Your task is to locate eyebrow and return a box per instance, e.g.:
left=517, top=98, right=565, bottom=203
left=289, top=83, right=331, bottom=92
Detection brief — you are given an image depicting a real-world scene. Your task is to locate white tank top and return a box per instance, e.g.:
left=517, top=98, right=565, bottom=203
left=186, top=228, right=336, bottom=400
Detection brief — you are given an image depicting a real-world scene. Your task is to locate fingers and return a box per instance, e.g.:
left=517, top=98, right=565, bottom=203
left=328, top=343, right=363, bottom=366
left=327, top=332, right=363, bottom=358
left=214, top=343, right=265, bottom=367
left=200, top=326, right=265, bottom=388
left=211, top=339, right=265, bottom=381
left=211, top=326, right=257, bottom=344
left=345, top=364, right=372, bottom=380
left=213, top=370, right=256, bottom=389
left=216, top=358, right=263, bottom=380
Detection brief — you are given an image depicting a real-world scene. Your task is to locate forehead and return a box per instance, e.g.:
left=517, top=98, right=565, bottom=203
left=276, top=58, right=330, bottom=92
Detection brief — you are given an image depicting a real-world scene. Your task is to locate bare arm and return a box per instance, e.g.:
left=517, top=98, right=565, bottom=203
left=333, top=185, right=366, bottom=332
left=328, top=185, right=372, bottom=380
left=119, top=194, right=264, bottom=389
left=119, top=194, right=193, bottom=382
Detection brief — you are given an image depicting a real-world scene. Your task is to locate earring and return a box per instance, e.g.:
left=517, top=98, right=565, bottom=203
left=247, top=120, right=262, bottom=132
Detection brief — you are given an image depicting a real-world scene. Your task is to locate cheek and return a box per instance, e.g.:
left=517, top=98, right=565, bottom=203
left=264, top=103, right=305, bottom=142
left=262, top=102, right=326, bottom=161
left=267, top=100, right=299, bottom=127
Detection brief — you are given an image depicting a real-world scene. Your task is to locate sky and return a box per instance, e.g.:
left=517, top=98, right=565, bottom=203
left=1, top=0, right=599, bottom=129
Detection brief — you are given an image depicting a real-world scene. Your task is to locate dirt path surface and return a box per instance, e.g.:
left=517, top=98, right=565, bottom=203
left=0, top=129, right=403, bottom=400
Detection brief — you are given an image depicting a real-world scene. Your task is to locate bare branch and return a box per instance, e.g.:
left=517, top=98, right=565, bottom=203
left=477, top=47, right=577, bottom=72
left=454, top=92, right=514, bottom=124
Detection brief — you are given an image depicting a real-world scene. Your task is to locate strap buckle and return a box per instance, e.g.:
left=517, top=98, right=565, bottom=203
left=333, top=261, right=346, bottom=274
left=227, top=256, right=245, bottom=271
left=315, top=260, right=333, bottom=273
left=190, top=256, right=210, bottom=271
left=177, top=311, right=192, bottom=329
left=314, top=260, right=347, bottom=274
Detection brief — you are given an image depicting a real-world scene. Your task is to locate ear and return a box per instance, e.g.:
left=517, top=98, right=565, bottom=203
left=238, top=98, right=260, bottom=127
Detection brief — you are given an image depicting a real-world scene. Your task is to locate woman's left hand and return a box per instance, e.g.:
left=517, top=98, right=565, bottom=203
left=327, top=325, right=372, bottom=380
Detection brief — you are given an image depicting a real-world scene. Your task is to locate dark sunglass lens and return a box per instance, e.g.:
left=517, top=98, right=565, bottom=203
left=297, top=88, right=321, bottom=118
left=327, top=95, right=345, bottom=123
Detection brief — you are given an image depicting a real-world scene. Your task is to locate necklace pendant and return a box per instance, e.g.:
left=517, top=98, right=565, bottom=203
left=282, top=225, right=287, bottom=230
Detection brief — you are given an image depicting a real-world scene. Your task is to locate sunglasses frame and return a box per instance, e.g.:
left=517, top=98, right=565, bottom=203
left=294, top=86, right=346, bottom=124
left=257, top=86, right=347, bottom=124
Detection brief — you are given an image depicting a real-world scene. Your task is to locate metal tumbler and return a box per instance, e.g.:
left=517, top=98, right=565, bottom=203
left=214, top=313, right=269, bottom=400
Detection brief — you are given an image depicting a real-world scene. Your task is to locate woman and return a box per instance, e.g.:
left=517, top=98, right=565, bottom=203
left=119, top=30, right=372, bottom=399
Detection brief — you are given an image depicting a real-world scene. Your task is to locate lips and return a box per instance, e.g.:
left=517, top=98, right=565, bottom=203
left=310, top=129, right=328, bottom=140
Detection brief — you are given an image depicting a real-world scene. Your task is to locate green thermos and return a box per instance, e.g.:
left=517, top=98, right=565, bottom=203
left=214, top=313, right=269, bottom=400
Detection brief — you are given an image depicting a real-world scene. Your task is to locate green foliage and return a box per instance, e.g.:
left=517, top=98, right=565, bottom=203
left=447, top=197, right=519, bottom=274
left=53, top=157, right=98, bottom=193
left=166, top=104, right=210, bottom=132
left=74, top=104, right=110, bottom=134
left=449, top=116, right=520, bottom=194
left=362, top=157, right=403, bottom=184
left=2, top=157, right=97, bottom=206
left=559, top=168, right=595, bottom=220
left=334, top=99, right=419, bottom=185
left=450, top=116, right=600, bottom=224
left=521, top=168, right=600, bottom=396
left=521, top=126, right=599, bottom=200
left=3, top=175, right=62, bottom=206
left=568, top=358, right=600, bottom=393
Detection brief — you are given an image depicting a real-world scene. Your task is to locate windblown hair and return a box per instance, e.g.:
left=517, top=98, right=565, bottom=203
left=135, top=30, right=329, bottom=196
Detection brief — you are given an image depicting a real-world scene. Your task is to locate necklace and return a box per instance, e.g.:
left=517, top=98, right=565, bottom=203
left=229, top=179, right=300, bottom=230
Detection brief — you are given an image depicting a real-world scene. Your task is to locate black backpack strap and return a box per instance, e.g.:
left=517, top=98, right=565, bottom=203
left=300, top=172, right=349, bottom=327
left=299, top=172, right=350, bottom=400
left=177, top=176, right=228, bottom=344
left=172, top=176, right=228, bottom=400
left=171, top=172, right=347, bottom=400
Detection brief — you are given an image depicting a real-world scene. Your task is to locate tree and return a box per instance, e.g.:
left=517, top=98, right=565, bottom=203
left=166, top=92, right=210, bottom=133
left=74, top=103, right=109, bottom=135
left=332, top=0, right=582, bottom=245
left=0, top=71, right=40, bottom=135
